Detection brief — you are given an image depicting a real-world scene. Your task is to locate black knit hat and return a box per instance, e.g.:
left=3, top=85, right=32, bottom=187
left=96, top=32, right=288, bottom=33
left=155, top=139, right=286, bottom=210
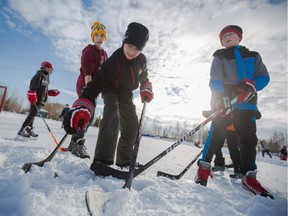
left=123, top=22, right=149, bottom=51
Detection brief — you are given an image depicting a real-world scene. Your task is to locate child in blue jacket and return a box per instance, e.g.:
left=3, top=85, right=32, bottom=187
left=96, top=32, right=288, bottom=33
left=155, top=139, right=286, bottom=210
left=194, top=25, right=272, bottom=199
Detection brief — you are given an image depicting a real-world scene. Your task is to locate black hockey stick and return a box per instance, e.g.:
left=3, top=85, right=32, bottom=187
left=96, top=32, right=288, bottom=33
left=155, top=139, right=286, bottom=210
left=157, top=149, right=203, bottom=180
left=132, top=108, right=221, bottom=179
left=21, top=133, right=69, bottom=173
left=93, top=97, right=237, bottom=181
left=123, top=101, right=147, bottom=190
left=133, top=96, right=238, bottom=178
left=92, top=109, right=221, bottom=180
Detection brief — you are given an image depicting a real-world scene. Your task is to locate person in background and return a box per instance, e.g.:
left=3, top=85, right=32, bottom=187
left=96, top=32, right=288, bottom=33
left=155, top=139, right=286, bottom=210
left=194, top=25, right=272, bottom=199
left=17, top=61, right=60, bottom=139
left=62, top=22, right=153, bottom=173
left=67, top=21, right=108, bottom=159
left=280, top=146, right=287, bottom=161
left=260, top=140, right=272, bottom=158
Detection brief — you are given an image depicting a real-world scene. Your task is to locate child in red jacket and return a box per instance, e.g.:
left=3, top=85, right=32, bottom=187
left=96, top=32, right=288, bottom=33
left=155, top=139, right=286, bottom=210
left=68, top=21, right=108, bottom=159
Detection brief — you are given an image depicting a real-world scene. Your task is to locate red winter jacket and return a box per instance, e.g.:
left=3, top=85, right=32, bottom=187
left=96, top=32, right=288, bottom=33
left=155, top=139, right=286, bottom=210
left=76, top=44, right=108, bottom=97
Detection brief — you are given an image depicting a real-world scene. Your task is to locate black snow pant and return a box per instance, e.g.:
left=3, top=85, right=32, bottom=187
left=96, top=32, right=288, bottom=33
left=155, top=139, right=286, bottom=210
left=20, top=103, right=42, bottom=130
left=226, top=130, right=242, bottom=173
left=202, top=109, right=258, bottom=175
left=213, top=129, right=242, bottom=173
left=213, top=135, right=225, bottom=167
left=93, top=93, right=138, bottom=166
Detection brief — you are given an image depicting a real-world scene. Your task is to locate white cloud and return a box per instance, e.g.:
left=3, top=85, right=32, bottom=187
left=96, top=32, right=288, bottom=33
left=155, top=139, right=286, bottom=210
left=3, top=0, right=288, bottom=138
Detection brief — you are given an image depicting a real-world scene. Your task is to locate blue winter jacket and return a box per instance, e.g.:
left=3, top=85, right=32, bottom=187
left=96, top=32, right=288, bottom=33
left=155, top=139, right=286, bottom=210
left=209, top=45, right=270, bottom=110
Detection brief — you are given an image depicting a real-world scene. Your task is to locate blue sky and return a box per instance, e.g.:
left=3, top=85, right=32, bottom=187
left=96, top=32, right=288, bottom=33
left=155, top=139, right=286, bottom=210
left=0, top=0, right=287, bottom=139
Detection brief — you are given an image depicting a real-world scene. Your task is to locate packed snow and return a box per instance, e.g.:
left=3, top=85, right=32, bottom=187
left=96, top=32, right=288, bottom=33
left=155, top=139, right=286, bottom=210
left=0, top=111, right=287, bottom=216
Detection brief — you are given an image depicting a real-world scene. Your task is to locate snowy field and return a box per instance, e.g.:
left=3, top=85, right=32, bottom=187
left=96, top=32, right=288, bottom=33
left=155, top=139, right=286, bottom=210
left=0, top=111, right=287, bottom=216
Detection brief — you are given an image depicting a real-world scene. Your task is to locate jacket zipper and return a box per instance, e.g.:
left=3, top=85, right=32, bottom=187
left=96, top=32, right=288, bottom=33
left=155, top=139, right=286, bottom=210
left=130, top=67, right=135, bottom=85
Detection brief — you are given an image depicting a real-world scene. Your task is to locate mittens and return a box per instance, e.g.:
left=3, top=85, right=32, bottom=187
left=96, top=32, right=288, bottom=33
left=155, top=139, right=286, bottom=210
left=62, top=98, right=94, bottom=134
left=48, top=89, right=60, bottom=97
left=27, top=90, right=37, bottom=104
left=237, top=79, right=256, bottom=103
left=140, top=82, right=154, bottom=103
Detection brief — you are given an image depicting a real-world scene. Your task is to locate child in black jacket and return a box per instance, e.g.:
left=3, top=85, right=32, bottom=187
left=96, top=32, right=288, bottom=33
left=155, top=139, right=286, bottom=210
left=17, top=61, right=59, bottom=139
left=63, top=22, right=153, bottom=171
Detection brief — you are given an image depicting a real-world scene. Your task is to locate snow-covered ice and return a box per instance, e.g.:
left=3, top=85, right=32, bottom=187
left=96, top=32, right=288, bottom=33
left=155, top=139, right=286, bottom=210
left=0, top=111, right=287, bottom=216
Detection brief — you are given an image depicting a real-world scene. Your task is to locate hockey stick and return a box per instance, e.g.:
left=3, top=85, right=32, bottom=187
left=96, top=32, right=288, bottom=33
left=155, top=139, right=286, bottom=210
left=21, top=133, right=69, bottom=173
left=92, top=97, right=237, bottom=181
left=123, top=101, right=147, bottom=190
left=35, top=105, right=68, bottom=152
left=91, top=109, right=221, bottom=180
left=133, top=108, right=221, bottom=178
left=133, top=96, right=238, bottom=178
left=157, top=149, right=203, bottom=180
left=154, top=96, right=238, bottom=180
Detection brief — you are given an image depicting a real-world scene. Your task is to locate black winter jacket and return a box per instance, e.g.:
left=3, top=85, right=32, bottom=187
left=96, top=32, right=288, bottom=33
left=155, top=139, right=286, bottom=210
left=81, top=46, right=149, bottom=104
left=29, top=69, right=50, bottom=105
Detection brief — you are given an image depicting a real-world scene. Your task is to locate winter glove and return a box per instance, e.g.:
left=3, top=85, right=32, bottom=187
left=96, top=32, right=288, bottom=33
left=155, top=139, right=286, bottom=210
left=62, top=98, right=94, bottom=134
left=48, top=89, right=60, bottom=97
left=213, top=93, right=233, bottom=116
left=237, top=79, right=256, bottom=103
left=27, top=90, right=38, bottom=105
left=140, top=82, right=154, bottom=103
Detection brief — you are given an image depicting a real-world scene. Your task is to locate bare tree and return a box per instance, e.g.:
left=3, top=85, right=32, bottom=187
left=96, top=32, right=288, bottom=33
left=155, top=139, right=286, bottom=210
left=3, top=91, right=23, bottom=113
left=268, top=131, right=287, bottom=152
left=45, top=103, right=66, bottom=120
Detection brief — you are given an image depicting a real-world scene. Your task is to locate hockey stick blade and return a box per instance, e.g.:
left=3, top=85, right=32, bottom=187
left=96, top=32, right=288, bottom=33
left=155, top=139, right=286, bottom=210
left=85, top=191, right=114, bottom=216
left=21, top=133, right=69, bottom=173
left=157, top=171, right=180, bottom=180
left=157, top=149, right=203, bottom=180
left=90, top=161, right=129, bottom=180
